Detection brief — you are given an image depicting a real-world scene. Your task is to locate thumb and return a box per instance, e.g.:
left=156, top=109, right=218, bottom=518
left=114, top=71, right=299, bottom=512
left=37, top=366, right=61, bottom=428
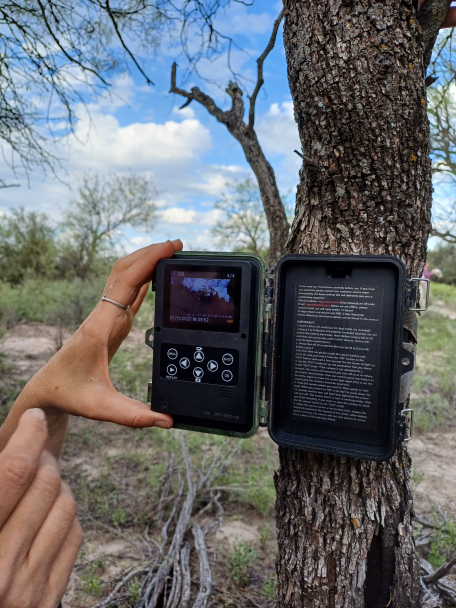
left=96, top=389, right=173, bottom=429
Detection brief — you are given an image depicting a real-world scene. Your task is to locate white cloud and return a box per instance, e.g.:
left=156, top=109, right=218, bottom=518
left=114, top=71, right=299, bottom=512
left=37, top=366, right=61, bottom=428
left=161, top=207, right=197, bottom=224
left=66, top=110, right=211, bottom=171
left=257, top=101, right=300, bottom=161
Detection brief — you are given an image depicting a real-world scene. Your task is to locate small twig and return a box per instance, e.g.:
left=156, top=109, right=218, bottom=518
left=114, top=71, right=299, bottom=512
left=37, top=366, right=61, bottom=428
left=104, top=0, right=154, bottom=85
left=294, top=149, right=319, bottom=168
left=90, top=566, right=149, bottom=608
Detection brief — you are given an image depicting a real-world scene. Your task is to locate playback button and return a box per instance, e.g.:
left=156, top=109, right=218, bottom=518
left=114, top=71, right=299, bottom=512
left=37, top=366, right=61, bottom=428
left=167, top=364, right=177, bottom=376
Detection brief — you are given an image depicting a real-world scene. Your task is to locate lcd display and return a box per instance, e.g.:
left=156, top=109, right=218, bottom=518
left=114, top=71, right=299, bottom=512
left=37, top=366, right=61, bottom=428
left=162, top=265, right=241, bottom=332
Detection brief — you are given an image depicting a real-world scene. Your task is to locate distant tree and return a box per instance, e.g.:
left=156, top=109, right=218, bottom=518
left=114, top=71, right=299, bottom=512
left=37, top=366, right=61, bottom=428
left=212, top=179, right=271, bottom=259
left=428, top=243, right=456, bottom=284
left=171, top=10, right=290, bottom=266
left=59, top=173, right=158, bottom=278
left=0, top=208, right=57, bottom=284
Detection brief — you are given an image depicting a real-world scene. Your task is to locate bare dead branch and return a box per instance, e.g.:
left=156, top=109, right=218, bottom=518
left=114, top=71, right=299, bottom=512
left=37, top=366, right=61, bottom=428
left=423, top=555, right=456, bottom=585
left=157, top=453, right=175, bottom=525
left=247, top=9, right=284, bottom=132
left=170, top=62, right=231, bottom=123
left=192, top=524, right=212, bottom=608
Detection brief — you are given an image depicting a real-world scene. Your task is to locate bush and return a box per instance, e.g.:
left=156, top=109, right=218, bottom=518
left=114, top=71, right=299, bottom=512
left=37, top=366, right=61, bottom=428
left=227, top=540, right=259, bottom=586
left=0, top=276, right=106, bottom=328
left=428, top=244, right=456, bottom=286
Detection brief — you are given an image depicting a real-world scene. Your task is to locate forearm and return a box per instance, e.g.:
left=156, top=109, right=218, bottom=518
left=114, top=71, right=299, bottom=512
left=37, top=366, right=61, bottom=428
left=0, top=379, right=69, bottom=459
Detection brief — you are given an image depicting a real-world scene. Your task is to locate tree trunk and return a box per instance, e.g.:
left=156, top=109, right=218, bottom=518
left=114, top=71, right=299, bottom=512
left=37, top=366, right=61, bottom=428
left=226, top=111, right=290, bottom=267
left=274, top=0, right=443, bottom=605
left=170, top=67, right=290, bottom=267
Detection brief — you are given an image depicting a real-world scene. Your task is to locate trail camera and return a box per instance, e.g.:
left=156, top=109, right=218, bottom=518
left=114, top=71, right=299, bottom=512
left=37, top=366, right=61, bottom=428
left=146, top=253, right=428, bottom=462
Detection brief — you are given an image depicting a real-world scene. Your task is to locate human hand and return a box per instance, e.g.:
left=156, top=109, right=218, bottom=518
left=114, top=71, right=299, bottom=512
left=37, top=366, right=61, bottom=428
left=418, top=0, right=456, bottom=28
left=0, top=409, right=82, bottom=608
left=0, top=240, right=182, bottom=456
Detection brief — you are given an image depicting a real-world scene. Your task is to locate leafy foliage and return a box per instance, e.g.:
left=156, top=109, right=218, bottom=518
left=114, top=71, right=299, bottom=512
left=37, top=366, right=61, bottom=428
left=227, top=540, right=259, bottom=586
left=429, top=515, right=456, bottom=569
left=0, top=208, right=58, bottom=284
left=428, top=244, right=456, bottom=285
left=212, top=179, right=270, bottom=259
left=1, top=0, right=252, bottom=186
left=59, top=173, right=158, bottom=278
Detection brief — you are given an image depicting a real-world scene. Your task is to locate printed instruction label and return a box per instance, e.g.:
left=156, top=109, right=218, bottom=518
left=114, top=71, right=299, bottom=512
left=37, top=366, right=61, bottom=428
left=292, top=284, right=384, bottom=430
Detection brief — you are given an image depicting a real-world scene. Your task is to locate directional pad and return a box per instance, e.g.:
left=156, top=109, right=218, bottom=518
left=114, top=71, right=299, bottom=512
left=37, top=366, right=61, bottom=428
left=161, top=343, right=238, bottom=386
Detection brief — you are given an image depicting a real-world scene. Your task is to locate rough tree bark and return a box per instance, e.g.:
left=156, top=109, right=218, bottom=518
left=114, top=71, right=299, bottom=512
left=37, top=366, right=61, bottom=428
left=170, top=11, right=289, bottom=266
left=274, top=1, right=450, bottom=607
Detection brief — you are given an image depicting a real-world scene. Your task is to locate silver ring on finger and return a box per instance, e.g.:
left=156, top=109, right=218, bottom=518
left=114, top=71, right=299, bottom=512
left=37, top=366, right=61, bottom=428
left=101, top=286, right=131, bottom=311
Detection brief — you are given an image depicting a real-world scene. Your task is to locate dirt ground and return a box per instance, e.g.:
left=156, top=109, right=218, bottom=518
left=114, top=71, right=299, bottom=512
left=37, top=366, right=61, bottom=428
left=2, top=322, right=454, bottom=518
left=1, top=322, right=455, bottom=607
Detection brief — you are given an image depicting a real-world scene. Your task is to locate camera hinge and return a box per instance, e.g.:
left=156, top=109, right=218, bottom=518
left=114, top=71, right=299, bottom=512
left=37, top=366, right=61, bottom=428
left=405, top=278, right=429, bottom=311
left=259, top=270, right=274, bottom=427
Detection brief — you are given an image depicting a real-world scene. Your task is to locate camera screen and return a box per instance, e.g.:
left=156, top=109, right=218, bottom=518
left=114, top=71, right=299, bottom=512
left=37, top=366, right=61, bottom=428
left=163, top=265, right=241, bottom=332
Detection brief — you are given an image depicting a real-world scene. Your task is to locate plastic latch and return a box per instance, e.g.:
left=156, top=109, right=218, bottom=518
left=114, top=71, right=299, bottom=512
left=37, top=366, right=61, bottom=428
left=145, top=328, right=154, bottom=349
left=406, top=278, right=430, bottom=311
left=147, top=382, right=152, bottom=403
left=398, top=408, right=413, bottom=442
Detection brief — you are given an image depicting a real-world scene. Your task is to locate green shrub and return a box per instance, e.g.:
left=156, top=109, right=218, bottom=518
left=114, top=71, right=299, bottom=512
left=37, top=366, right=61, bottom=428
left=227, top=540, right=259, bottom=586
left=429, top=516, right=456, bottom=569
left=0, top=277, right=105, bottom=328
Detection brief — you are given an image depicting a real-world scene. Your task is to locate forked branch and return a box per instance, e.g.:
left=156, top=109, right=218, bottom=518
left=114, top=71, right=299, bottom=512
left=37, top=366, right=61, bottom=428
left=247, top=9, right=284, bottom=132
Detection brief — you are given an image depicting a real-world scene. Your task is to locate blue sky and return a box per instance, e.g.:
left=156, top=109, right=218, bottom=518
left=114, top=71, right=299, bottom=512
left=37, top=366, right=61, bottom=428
left=0, top=0, right=301, bottom=252
left=0, top=1, right=450, bottom=252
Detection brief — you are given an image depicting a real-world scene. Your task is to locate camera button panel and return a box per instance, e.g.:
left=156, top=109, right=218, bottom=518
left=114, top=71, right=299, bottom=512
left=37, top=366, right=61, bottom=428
left=161, top=343, right=238, bottom=386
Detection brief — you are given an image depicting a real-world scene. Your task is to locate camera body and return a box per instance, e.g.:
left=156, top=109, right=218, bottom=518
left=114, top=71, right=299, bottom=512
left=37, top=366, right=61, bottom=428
left=148, top=252, right=264, bottom=437
left=147, top=252, right=426, bottom=461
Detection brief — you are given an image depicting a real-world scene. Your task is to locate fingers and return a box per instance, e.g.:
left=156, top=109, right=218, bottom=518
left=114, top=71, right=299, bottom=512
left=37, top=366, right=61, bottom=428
left=131, top=281, right=151, bottom=316
left=0, top=450, right=61, bottom=566
left=105, top=240, right=183, bottom=290
left=0, top=409, right=48, bottom=527
left=108, top=240, right=182, bottom=304
left=43, top=518, right=83, bottom=608
left=28, top=482, right=78, bottom=573
left=88, top=387, right=173, bottom=430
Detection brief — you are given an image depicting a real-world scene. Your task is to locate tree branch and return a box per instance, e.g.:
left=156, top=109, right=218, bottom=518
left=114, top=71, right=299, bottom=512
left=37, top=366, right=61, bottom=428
left=430, top=228, right=456, bottom=243
left=36, top=0, right=110, bottom=86
left=417, top=0, right=453, bottom=68
left=247, top=9, right=284, bottom=132
left=104, top=0, right=154, bottom=86
left=423, top=554, right=456, bottom=584
left=170, top=62, right=235, bottom=124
